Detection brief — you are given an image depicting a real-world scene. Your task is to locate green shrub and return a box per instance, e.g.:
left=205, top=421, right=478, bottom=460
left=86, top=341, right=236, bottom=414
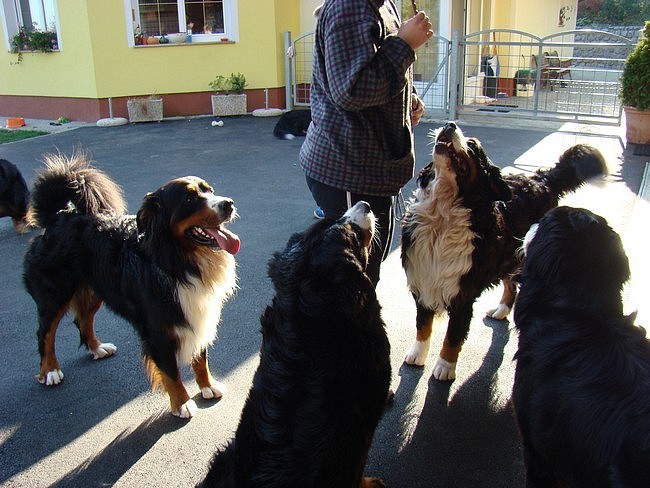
left=620, top=22, right=650, bottom=110
left=229, top=73, right=247, bottom=93
left=209, top=73, right=247, bottom=94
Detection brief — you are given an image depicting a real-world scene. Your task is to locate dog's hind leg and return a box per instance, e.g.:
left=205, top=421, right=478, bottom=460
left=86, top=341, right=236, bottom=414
left=404, top=303, right=435, bottom=366
left=36, top=305, right=68, bottom=385
left=433, top=299, right=474, bottom=381
left=144, top=354, right=195, bottom=418
left=192, top=348, right=226, bottom=400
left=70, top=287, right=116, bottom=360
left=486, top=276, right=517, bottom=320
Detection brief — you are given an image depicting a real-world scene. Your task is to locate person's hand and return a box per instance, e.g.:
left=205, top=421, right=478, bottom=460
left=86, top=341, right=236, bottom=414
left=398, top=11, right=433, bottom=50
left=411, top=94, right=425, bottom=126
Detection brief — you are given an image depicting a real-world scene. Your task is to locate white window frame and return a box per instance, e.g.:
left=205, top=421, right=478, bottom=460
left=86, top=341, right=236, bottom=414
left=2, top=0, right=61, bottom=51
left=125, top=0, right=239, bottom=46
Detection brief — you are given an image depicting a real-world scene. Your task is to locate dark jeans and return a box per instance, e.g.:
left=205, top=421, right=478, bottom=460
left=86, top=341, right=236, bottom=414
left=306, top=175, right=394, bottom=286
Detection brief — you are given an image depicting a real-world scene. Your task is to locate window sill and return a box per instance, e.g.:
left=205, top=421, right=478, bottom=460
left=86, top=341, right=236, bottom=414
left=134, top=40, right=234, bottom=48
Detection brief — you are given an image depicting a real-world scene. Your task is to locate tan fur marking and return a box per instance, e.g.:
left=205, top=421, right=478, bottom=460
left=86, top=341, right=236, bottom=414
left=498, top=276, right=517, bottom=308
left=191, top=350, right=212, bottom=389
left=360, top=477, right=385, bottom=488
left=439, top=339, right=462, bottom=364
left=144, top=357, right=190, bottom=415
left=416, top=321, right=433, bottom=342
left=38, top=306, right=67, bottom=379
left=70, top=287, right=103, bottom=350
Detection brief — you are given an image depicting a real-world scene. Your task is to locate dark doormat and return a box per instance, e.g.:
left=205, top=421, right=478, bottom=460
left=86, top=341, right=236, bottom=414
left=633, top=144, right=650, bottom=156
left=477, top=103, right=518, bottom=113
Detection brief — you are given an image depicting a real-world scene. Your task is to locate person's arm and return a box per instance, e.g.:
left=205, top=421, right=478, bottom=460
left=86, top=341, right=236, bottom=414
left=321, top=4, right=431, bottom=112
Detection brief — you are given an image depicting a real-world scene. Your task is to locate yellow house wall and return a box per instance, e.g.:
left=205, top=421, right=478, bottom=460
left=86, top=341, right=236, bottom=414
left=1, top=0, right=302, bottom=99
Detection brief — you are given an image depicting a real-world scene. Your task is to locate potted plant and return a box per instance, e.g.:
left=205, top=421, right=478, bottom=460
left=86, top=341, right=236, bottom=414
left=210, top=73, right=248, bottom=116
left=10, top=26, right=58, bottom=64
left=127, top=94, right=163, bottom=123
left=620, top=22, right=650, bottom=145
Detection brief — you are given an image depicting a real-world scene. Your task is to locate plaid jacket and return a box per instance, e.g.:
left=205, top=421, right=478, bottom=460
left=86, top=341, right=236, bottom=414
left=299, top=0, right=417, bottom=196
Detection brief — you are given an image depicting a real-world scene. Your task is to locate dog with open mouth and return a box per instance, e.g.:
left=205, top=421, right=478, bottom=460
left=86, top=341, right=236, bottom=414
left=23, top=151, right=239, bottom=417
left=401, top=122, right=607, bottom=380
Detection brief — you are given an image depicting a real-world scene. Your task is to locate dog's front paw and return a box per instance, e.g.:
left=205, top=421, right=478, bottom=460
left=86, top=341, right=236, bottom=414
left=37, top=369, right=64, bottom=386
left=173, top=399, right=198, bottom=419
left=91, top=342, right=117, bottom=359
left=486, top=304, right=511, bottom=320
left=432, top=357, right=456, bottom=381
left=404, top=339, right=430, bottom=366
left=201, top=381, right=226, bottom=400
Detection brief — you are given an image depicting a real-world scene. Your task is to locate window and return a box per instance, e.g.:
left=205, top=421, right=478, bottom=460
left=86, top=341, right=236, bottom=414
left=2, top=0, right=60, bottom=49
left=128, top=0, right=238, bottom=43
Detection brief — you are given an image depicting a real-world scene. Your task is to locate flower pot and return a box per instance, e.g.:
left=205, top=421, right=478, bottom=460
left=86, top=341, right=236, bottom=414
left=127, top=98, right=163, bottom=123
left=211, top=94, right=247, bottom=116
left=624, top=106, right=650, bottom=145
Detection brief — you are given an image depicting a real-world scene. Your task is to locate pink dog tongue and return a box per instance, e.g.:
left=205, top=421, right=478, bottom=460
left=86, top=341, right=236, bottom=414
left=207, top=227, right=240, bottom=254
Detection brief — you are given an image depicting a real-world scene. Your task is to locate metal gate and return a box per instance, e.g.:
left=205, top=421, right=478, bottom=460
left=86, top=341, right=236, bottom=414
left=284, top=28, right=635, bottom=124
left=456, top=29, right=636, bottom=124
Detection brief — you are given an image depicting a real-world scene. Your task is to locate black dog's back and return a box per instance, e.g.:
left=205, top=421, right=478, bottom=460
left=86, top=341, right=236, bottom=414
left=273, top=109, right=311, bottom=140
left=502, top=143, right=607, bottom=235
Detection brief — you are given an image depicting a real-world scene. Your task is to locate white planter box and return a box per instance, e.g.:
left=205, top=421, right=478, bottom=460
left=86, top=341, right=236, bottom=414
left=127, top=98, right=163, bottom=123
left=211, top=94, right=247, bottom=116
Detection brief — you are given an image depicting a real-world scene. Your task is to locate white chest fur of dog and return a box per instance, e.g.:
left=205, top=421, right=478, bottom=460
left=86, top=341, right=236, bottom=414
left=175, top=253, right=237, bottom=364
left=403, top=160, right=475, bottom=312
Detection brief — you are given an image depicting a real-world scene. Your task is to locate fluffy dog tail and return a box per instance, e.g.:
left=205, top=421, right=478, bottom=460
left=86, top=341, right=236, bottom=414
left=30, top=150, right=125, bottom=228
left=541, top=144, right=607, bottom=197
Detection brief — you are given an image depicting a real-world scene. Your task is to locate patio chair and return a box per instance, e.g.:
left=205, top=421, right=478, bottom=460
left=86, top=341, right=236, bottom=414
left=544, top=50, right=572, bottom=88
left=530, top=53, right=550, bottom=88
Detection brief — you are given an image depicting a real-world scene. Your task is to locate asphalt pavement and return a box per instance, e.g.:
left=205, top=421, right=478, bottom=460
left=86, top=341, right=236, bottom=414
left=0, top=114, right=648, bottom=487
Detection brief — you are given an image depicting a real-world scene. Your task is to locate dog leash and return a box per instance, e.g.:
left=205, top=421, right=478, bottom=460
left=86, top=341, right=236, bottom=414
left=410, top=0, right=418, bottom=15
left=393, top=189, right=407, bottom=223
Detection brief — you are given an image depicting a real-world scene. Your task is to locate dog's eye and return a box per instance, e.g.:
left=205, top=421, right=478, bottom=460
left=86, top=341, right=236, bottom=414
left=185, top=193, right=197, bottom=204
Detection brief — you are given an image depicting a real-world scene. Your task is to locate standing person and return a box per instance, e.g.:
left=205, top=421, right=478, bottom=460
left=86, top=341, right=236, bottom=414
left=299, top=0, right=433, bottom=286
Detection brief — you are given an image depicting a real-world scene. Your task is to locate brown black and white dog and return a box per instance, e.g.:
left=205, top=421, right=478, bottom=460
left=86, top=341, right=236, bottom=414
left=23, top=151, right=239, bottom=417
left=401, top=122, right=606, bottom=380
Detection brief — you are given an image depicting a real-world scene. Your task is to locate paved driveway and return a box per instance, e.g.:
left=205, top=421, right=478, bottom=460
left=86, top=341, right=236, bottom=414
left=0, top=115, right=647, bottom=487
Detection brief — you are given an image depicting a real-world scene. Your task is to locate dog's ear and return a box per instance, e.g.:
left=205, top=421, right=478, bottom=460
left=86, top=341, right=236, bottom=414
left=136, top=192, right=160, bottom=235
left=487, top=164, right=512, bottom=202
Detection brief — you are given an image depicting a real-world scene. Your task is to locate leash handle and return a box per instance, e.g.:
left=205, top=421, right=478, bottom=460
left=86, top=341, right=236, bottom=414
left=410, top=0, right=418, bottom=15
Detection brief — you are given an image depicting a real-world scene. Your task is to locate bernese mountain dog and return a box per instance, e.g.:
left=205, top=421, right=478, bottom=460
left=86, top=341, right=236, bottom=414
left=273, top=109, right=312, bottom=140
left=0, top=158, right=30, bottom=233
left=199, top=201, right=391, bottom=487
left=23, top=151, right=240, bottom=418
left=401, top=121, right=607, bottom=380
left=513, top=206, right=650, bottom=486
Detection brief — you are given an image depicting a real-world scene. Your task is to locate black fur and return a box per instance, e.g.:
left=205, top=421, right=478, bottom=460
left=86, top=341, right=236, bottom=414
left=23, top=152, right=237, bottom=416
left=401, top=122, right=607, bottom=377
left=513, top=206, right=650, bottom=487
left=273, top=109, right=312, bottom=140
left=200, top=206, right=390, bottom=487
left=0, top=158, right=30, bottom=232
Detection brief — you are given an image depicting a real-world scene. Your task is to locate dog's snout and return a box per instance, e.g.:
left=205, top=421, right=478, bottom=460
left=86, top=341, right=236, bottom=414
left=357, top=201, right=371, bottom=214
left=219, top=199, right=234, bottom=215
left=442, top=121, right=457, bottom=136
